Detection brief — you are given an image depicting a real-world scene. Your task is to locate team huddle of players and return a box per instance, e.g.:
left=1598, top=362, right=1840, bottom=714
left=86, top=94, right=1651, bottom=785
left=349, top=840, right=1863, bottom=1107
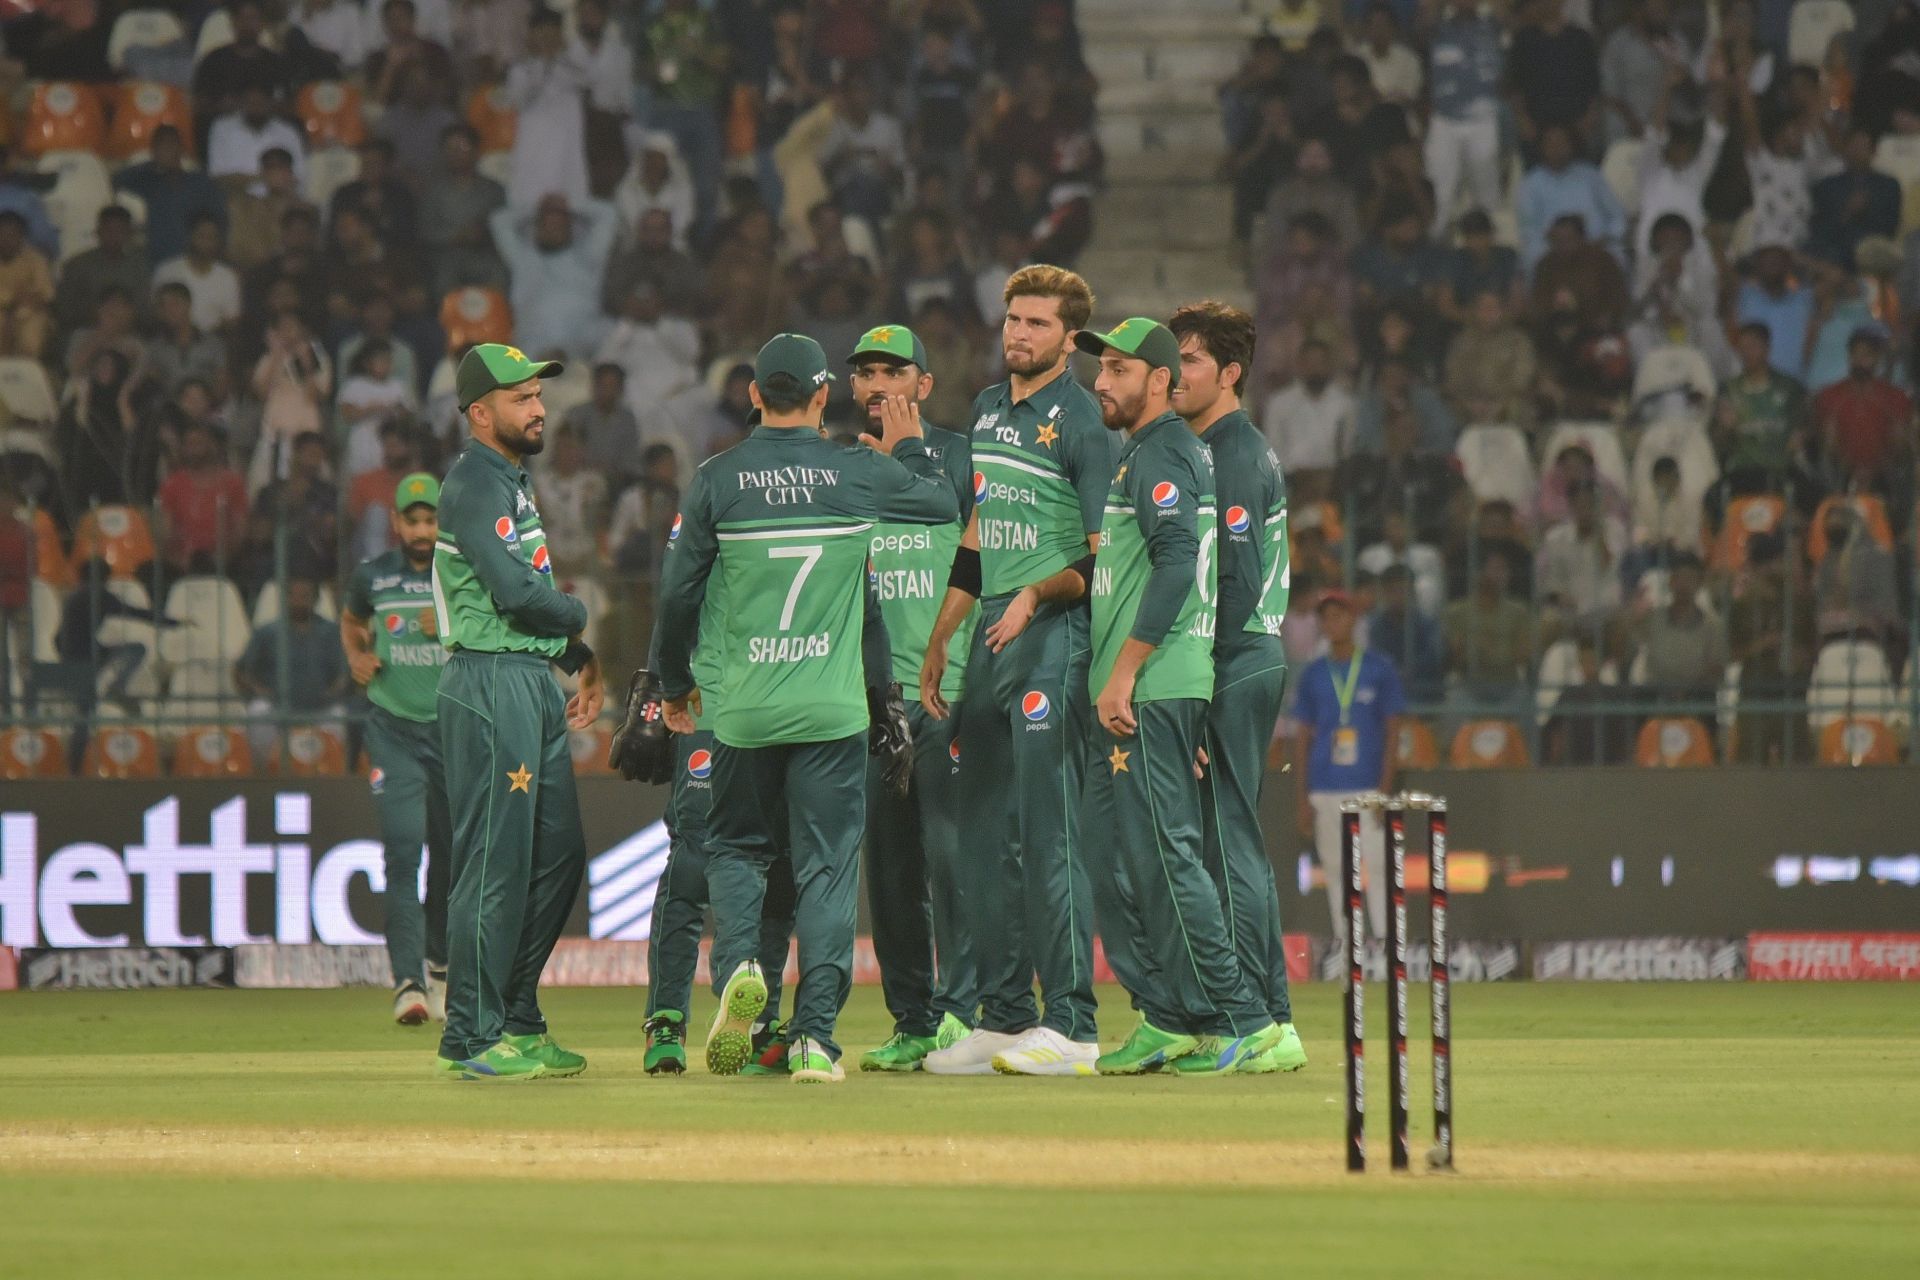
left=623, top=266, right=1307, bottom=1084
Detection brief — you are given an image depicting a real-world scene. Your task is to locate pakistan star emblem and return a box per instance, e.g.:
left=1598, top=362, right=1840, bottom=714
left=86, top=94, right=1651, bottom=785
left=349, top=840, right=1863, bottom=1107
left=869, top=326, right=896, bottom=343
left=1035, top=422, right=1059, bottom=449
left=503, top=345, right=526, bottom=363
left=1108, top=746, right=1130, bottom=775
left=507, top=763, right=532, bottom=792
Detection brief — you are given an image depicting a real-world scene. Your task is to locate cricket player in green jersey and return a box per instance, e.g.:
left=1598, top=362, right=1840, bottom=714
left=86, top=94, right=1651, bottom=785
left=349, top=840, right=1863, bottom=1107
left=342, top=473, right=454, bottom=1027
left=655, top=333, right=958, bottom=1084
left=846, top=324, right=979, bottom=1072
left=920, top=266, right=1111, bottom=1078
left=1168, top=301, right=1306, bottom=1074
left=430, top=344, right=606, bottom=1082
left=1074, top=316, right=1285, bottom=1077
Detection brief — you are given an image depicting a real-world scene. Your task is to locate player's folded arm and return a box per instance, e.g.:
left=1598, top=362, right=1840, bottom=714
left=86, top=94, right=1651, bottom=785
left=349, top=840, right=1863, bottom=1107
left=451, top=488, right=589, bottom=638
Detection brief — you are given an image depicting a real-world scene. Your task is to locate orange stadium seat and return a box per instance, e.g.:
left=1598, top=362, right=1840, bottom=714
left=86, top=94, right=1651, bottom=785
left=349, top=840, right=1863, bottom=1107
left=81, top=725, right=161, bottom=779
left=1394, top=718, right=1439, bottom=769
left=569, top=725, right=614, bottom=775
left=1634, top=717, right=1715, bottom=767
left=1806, top=494, right=1895, bottom=565
left=69, top=505, right=156, bottom=579
left=20, top=82, right=107, bottom=156
left=439, top=287, right=513, bottom=351
left=171, top=724, right=252, bottom=777
left=297, top=81, right=366, bottom=150
left=466, top=84, right=517, bottom=154
left=1448, top=719, right=1530, bottom=768
left=277, top=726, right=347, bottom=776
left=105, top=81, right=194, bottom=161
left=1712, top=495, right=1786, bottom=573
left=1819, top=717, right=1900, bottom=766
left=1, top=727, right=66, bottom=779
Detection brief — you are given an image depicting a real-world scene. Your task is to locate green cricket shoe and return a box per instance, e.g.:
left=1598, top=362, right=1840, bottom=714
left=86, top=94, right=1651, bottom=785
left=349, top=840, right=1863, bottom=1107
left=860, top=1031, right=940, bottom=1072
left=501, top=1032, right=587, bottom=1077
left=449, top=1039, right=548, bottom=1081
left=935, top=1012, right=970, bottom=1049
left=1170, top=1023, right=1286, bottom=1076
left=705, top=960, right=768, bottom=1076
left=1096, top=1017, right=1199, bottom=1075
left=1238, top=1022, right=1308, bottom=1074
left=433, top=1055, right=466, bottom=1077
left=788, top=1036, right=845, bottom=1084
left=643, top=1012, right=687, bottom=1075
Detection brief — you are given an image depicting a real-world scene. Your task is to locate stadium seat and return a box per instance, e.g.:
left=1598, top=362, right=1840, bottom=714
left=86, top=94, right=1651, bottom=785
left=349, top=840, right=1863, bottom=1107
left=278, top=725, right=347, bottom=776
left=569, top=725, right=614, bottom=775
left=107, top=8, right=188, bottom=72
left=1630, top=417, right=1719, bottom=514
left=1, top=425, right=53, bottom=468
left=466, top=84, right=517, bottom=153
left=1601, top=138, right=1644, bottom=210
left=1808, top=640, right=1896, bottom=732
left=250, top=580, right=337, bottom=627
left=0, top=727, right=66, bottom=779
left=1393, top=719, right=1438, bottom=769
left=1448, top=719, right=1530, bottom=768
left=1630, top=345, right=1716, bottom=423
left=158, top=576, right=252, bottom=665
left=164, top=657, right=241, bottom=725
left=1806, top=493, right=1894, bottom=564
left=105, top=81, right=194, bottom=162
left=80, top=724, right=161, bottom=779
left=70, top=505, right=157, bottom=579
left=1711, top=495, right=1786, bottom=573
left=297, top=81, right=366, bottom=150
left=440, top=287, right=513, bottom=351
left=1788, top=0, right=1853, bottom=68
left=19, top=82, right=107, bottom=156
left=171, top=724, right=252, bottom=777
left=28, top=577, right=63, bottom=663
left=1634, top=717, right=1715, bottom=767
left=0, top=356, right=60, bottom=425
left=1874, top=133, right=1920, bottom=192
left=303, top=145, right=361, bottom=212
left=1538, top=422, right=1631, bottom=499
left=1454, top=425, right=1536, bottom=514
left=37, top=150, right=116, bottom=264
left=1819, top=717, right=1899, bottom=766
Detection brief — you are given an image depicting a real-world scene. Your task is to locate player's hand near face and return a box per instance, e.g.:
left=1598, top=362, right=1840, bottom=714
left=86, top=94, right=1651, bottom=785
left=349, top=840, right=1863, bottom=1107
left=566, top=656, right=606, bottom=729
left=664, top=688, right=702, bottom=734
left=860, top=394, right=924, bottom=454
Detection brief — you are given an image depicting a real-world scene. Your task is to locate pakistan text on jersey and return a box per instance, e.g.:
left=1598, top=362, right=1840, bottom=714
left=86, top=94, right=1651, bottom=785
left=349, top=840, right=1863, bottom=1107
left=747, top=632, right=833, bottom=663
left=980, top=519, right=1040, bottom=551
left=738, top=466, right=842, bottom=505
left=385, top=646, right=450, bottom=667
left=873, top=568, right=942, bottom=600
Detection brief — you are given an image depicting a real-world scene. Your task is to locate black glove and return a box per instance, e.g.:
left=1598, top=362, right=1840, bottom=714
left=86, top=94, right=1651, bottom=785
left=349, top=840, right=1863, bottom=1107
left=868, top=681, right=913, bottom=797
left=608, top=668, right=673, bottom=784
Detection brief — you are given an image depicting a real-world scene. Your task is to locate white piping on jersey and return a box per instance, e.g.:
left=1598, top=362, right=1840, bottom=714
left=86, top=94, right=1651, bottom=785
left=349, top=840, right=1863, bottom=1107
left=716, top=523, right=874, bottom=541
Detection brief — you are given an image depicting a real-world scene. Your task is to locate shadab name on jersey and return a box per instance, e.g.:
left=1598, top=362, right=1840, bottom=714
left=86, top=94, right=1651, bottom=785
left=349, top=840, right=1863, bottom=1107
left=747, top=631, right=833, bottom=663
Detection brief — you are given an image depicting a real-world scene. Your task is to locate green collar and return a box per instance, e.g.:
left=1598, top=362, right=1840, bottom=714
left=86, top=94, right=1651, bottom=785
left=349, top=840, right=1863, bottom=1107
left=466, top=437, right=529, bottom=485
left=1117, top=409, right=1184, bottom=462
left=998, top=362, right=1075, bottom=412
left=1199, top=407, right=1252, bottom=446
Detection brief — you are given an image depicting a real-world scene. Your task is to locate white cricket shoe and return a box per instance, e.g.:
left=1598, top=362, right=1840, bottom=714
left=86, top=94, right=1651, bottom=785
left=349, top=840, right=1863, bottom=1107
left=392, top=983, right=429, bottom=1026
left=425, top=965, right=448, bottom=1023
left=788, top=1036, right=845, bottom=1084
left=922, top=1028, right=1025, bottom=1076
left=991, top=1027, right=1098, bottom=1076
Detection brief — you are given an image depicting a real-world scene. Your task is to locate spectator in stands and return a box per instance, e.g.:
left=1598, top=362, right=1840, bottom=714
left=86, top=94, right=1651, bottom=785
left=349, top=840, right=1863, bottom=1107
left=1727, top=530, right=1815, bottom=764
left=346, top=419, right=423, bottom=559
left=419, top=125, right=508, bottom=296
left=252, top=432, right=340, bottom=580
left=1600, top=0, right=1685, bottom=145
left=1227, top=92, right=1297, bottom=247
left=235, top=575, right=349, bottom=762
left=225, top=149, right=313, bottom=273
left=1424, top=1, right=1506, bottom=236
left=818, top=74, right=908, bottom=223
left=367, top=0, right=457, bottom=107
left=1262, top=138, right=1362, bottom=253
left=655, top=361, right=754, bottom=475
left=706, top=206, right=789, bottom=352
left=116, top=128, right=228, bottom=268
left=0, top=210, right=53, bottom=359
left=1635, top=77, right=1728, bottom=265
left=1220, top=34, right=1289, bottom=153
left=60, top=348, right=155, bottom=510
left=0, top=148, right=60, bottom=262
left=1538, top=440, right=1629, bottom=528
left=1533, top=283, right=1633, bottom=419
left=1263, top=338, right=1354, bottom=500
left=750, top=0, right=833, bottom=176
left=1542, top=635, right=1635, bottom=764
left=377, top=64, right=461, bottom=194
left=1316, top=55, right=1413, bottom=194
left=641, top=0, right=728, bottom=233
left=1630, top=454, right=1705, bottom=567
left=1737, top=74, right=1813, bottom=255
left=146, top=282, right=231, bottom=405
left=248, top=315, right=332, bottom=492
left=1354, top=356, right=1456, bottom=457
left=1628, top=211, right=1733, bottom=376
left=1443, top=289, right=1538, bottom=429
left=1810, top=127, right=1903, bottom=269
left=572, top=0, right=635, bottom=197
left=1359, top=508, right=1446, bottom=616
left=907, top=19, right=980, bottom=174
left=1443, top=549, right=1534, bottom=716
left=1532, top=213, right=1631, bottom=326
left=330, top=138, right=419, bottom=251
left=336, top=341, right=418, bottom=480
left=157, top=420, right=251, bottom=574
left=503, top=8, right=590, bottom=215
left=605, top=441, right=681, bottom=578
left=1638, top=551, right=1727, bottom=702
left=595, top=280, right=701, bottom=423
left=55, top=559, right=175, bottom=727
left=1352, top=197, right=1447, bottom=316
left=448, top=0, right=527, bottom=83
left=152, top=213, right=244, bottom=340
left=563, top=363, right=642, bottom=481
left=616, top=131, right=697, bottom=253
left=1517, top=122, right=1627, bottom=271
left=789, top=200, right=880, bottom=309
left=208, top=85, right=307, bottom=183
left=64, top=287, right=147, bottom=386
left=1813, top=327, right=1915, bottom=487
left=1714, top=320, right=1809, bottom=483
left=533, top=424, right=607, bottom=570
left=193, top=0, right=294, bottom=126
left=294, top=0, right=375, bottom=73
left=1446, top=498, right=1533, bottom=600
left=3, top=1, right=112, bottom=82
left=1438, top=209, right=1524, bottom=326
left=601, top=207, right=703, bottom=319
left=1803, top=254, right=1879, bottom=394
left=1367, top=562, right=1445, bottom=700
left=891, top=211, right=977, bottom=326
left=1538, top=479, right=1627, bottom=630
left=490, top=194, right=620, bottom=362
left=1510, top=0, right=1601, bottom=149
left=1734, top=243, right=1816, bottom=382
left=53, top=206, right=148, bottom=341
left=1353, top=4, right=1423, bottom=107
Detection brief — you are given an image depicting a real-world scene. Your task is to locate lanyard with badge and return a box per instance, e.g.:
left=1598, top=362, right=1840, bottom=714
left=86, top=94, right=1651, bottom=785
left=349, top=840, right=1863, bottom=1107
left=1329, top=650, right=1363, bottom=768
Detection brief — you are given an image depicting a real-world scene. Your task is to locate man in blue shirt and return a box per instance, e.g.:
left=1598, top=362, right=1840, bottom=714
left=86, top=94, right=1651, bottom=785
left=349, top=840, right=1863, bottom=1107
left=1290, top=588, right=1406, bottom=945
left=1425, top=1, right=1505, bottom=236
left=113, top=126, right=228, bottom=266
left=1735, top=244, right=1815, bottom=382
left=1517, top=123, right=1628, bottom=271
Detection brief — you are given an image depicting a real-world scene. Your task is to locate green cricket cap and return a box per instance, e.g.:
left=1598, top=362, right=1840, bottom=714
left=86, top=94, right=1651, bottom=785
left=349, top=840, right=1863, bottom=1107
left=847, top=324, right=929, bottom=373
left=754, top=332, right=836, bottom=390
left=394, top=472, right=440, bottom=512
left=1073, top=316, right=1182, bottom=389
left=456, top=343, right=564, bottom=412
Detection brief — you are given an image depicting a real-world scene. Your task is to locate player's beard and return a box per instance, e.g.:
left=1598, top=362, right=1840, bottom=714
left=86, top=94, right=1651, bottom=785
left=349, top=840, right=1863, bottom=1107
left=1097, top=387, right=1145, bottom=432
left=404, top=538, right=435, bottom=567
left=502, top=416, right=546, bottom=455
left=1004, top=331, right=1068, bottom=378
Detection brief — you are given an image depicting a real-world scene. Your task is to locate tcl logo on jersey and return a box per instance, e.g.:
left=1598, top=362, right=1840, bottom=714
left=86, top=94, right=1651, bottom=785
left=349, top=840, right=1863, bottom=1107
left=1022, top=691, right=1051, bottom=731
left=495, top=516, right=518, bottom=543
left=1225, top=506, right=1250, bottom=533
left=384, top=614, right=406, bottom=635
left=686, top=749, right=713, bottom=780
left=531, top=546, right=551, bottom=574
left=973, top=472, right=987, bottom=505
left=1153, top=482, right=1180, bottom=509
left=669, top=514, right=682, bottom=542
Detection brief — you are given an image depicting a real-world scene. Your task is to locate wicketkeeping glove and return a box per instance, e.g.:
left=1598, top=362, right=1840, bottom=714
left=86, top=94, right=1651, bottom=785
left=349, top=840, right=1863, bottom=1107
left=868, top=681, right=914, bottom=797
left=608, top=668, right=673, bottom=784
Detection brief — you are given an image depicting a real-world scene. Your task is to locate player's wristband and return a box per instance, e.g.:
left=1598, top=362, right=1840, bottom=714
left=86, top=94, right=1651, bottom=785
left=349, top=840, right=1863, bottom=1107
left=947, top=545, right=982, bottom=598
left=556, top=637, right=596, bottom=676
left=1067, top=551, right=1097, bottom=593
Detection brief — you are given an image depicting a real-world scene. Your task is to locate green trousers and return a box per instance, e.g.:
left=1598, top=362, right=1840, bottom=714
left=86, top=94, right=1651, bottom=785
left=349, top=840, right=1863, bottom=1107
left=366, top=705, right=451, bottom=989
left=646, top=728, right=796, bottom=1021
left=863, top=701, right=977, bottom=1037
left=955, top=597, right=1098, bottom=1041
left=1084, top=698, right=1268, bottom=1037
left=435, top=651, right=585, bottom=1061
left=1201, top=637, right=1293, bottom=1024
left=707, top=732, right=866, bottom=1060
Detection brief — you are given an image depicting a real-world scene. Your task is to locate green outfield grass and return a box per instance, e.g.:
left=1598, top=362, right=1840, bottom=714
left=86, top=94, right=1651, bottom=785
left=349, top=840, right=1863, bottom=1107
left=3, top=982, right=1916, bottom=1277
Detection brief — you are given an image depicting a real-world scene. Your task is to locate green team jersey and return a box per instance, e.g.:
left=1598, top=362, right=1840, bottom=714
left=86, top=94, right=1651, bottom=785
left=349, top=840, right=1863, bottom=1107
left=344, top=549, right=448, bottom=722
left=868, top=421, right=975, bottom=700
left=1201, top=409, right=1290, bottom=645
left=431, top=442, right=587, bottom=655
left=655, top=426, right=958, bottom=749
left=1090, top=411, right=1217, bottom=703
left=968, top=366, right=1113, bottom=598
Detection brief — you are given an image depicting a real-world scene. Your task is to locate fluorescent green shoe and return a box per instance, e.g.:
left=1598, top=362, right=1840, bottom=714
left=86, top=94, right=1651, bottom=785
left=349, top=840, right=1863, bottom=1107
left=788, top=1036, right=845, bottom=1084
left=1170, top=1023, right=1285, bottom=1076
left=643, top=1012, right=687, bottom=1075
left=451, top=1039, right=547, bottom=1081
left=705, top=960, right=767, bottom=1076
left=860, top=1031, right=939, bottom=1072
left=1096, top=1017, right=1199, bottom=1075
left=935, top=1012, right=970, bottom=1050
left=1238, top=1022, right=1308, bottom=1074
left=433, top=1056, right=465, bottom=1077
left=501, top=1032, right=587, bottom=1077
